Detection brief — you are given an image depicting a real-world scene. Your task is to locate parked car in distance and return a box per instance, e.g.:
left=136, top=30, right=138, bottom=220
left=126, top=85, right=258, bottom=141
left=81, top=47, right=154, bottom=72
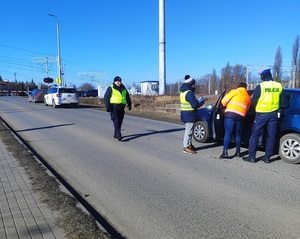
left=82, top=89, right=98, bottom=97
left=28, top=89, right=46, bottom=103
left=193, top=88, right=300, bottom=164
left=76, top=90, right=85, bottom=97
left=44, top=86, right=79, bottom=108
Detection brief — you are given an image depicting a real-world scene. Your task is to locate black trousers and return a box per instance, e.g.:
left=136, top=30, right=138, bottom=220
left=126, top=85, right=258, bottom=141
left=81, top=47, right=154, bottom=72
left=110, top=105, right=125, bottom=138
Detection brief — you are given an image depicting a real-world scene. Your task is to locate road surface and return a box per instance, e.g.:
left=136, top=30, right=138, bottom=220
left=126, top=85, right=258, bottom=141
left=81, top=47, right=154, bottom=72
left=0, top=96, right=299, bottom=239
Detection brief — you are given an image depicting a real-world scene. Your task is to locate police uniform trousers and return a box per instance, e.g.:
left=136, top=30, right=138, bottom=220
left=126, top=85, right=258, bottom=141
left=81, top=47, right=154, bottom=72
left=248, top=111, right=278, bottom=159
left=110, top=104, right=125, bottom=138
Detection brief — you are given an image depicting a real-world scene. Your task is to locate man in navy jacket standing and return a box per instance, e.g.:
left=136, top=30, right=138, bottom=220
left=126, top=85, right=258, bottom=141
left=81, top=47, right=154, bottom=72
left=180, top=75, right=206, bottom=154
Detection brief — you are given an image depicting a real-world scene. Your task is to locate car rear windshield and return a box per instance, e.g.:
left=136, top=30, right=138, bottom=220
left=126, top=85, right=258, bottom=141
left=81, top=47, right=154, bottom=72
left=59, top=88, right=76, bottom=94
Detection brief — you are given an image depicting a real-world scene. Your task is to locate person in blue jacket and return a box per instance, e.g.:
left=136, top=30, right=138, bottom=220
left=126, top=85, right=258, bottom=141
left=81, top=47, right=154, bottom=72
left=104, top=76, right=132, bottom=141
left=242, top=69, right=282, bottom=163
left=180, top=75, right=207, bottom=154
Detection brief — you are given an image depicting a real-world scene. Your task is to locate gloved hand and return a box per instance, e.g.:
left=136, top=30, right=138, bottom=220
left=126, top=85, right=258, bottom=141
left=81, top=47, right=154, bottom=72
left=198, top=97, right=208, bottom=103
left=128, top=105, right=132, bottom=111
left=106, top=105, right=113, bottom=112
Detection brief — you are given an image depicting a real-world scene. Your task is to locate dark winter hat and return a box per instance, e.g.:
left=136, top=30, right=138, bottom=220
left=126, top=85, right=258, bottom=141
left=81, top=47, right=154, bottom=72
left=238, top=82, right=247, bottom=88
left=184, top=75, right=195, bottom=85
left=114, top=76, right=122, bottom=82
left=258, top=68, right=272, bottom=80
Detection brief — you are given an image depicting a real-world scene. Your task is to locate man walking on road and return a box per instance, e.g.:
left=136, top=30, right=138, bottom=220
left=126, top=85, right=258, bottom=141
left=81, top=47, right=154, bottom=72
left=104, top=76, right=132, bottom=141
left=243, top=69, right=282, bottom=163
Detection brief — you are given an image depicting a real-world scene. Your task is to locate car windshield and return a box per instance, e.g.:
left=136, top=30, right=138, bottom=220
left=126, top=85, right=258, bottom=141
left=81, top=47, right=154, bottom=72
left=59, top=88, right=76, bottom=93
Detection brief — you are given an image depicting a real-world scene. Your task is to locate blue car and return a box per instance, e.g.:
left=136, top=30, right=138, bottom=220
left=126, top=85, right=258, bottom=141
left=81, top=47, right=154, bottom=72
left=82, top=89, right=98, bottom=97
left=28, top=89, right=46, bottom=103
left=193, top=88, right=300, bottom=164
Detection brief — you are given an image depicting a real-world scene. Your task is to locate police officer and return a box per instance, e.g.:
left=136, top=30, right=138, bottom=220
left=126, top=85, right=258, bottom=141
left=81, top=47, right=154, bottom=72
left=104, top=76, right=132, bottom=141
left=243, top=69, right=282, bottom=163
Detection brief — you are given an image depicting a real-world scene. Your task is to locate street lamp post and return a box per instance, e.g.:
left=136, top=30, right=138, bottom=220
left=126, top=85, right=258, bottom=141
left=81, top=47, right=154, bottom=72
left=48, top=14, right=62, bottom=86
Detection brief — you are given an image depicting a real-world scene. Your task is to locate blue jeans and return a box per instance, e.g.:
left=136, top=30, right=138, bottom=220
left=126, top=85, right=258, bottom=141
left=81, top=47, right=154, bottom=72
left=248, top=111, right=278, bottom=159
left=223, top=118, right=242, bottom=151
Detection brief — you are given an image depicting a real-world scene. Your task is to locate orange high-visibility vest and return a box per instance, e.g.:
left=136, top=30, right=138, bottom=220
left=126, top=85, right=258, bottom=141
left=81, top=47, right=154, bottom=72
left=221, top=87, right=250, bottom=117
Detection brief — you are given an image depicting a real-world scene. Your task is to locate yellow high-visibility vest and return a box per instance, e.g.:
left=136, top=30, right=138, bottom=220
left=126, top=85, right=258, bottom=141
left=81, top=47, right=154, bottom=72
left=180, top=91, right=193, bottom=111
left=256, top=81, right=282, bottom=112
left=110, top=86, right=127, bottom=104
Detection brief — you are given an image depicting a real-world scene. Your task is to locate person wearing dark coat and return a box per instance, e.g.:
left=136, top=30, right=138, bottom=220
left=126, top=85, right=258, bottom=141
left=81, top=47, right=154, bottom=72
left=104, top=76, right=132, bottom=141
left=180, top=75, right=207, bottom=154
left=242, top=69, right=282, bottom=163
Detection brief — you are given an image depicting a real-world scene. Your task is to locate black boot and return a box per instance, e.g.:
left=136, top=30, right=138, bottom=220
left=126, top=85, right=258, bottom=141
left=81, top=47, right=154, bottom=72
left=220, top=150, right=229, bottom=159
left=234, top=150, right=241, bottom=157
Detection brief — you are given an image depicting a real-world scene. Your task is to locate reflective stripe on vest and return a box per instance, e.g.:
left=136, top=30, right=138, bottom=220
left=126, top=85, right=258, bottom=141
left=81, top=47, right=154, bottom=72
left=110, top=86, right=127, bottom=104
left=180, top=90, right=194, bottom=111
left=256, top=81, right=282, bottom=112
left=222, top=88, right=250, bottom=117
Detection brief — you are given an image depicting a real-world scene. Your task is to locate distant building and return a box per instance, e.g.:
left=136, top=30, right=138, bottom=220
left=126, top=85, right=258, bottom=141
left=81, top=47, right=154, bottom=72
left=0, top=80, right=9, bottom=96
left=97, top=85, right=108, bottom=98
left=140, top=81, right=159, bottom=96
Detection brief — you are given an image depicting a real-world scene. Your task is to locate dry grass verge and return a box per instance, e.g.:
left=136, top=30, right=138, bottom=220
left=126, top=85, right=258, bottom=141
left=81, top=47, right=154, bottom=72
left=0, top=121, right=111, bottom=239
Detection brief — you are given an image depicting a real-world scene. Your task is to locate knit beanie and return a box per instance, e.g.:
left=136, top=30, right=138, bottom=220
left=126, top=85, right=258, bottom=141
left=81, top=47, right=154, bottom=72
left=184, top=75, right=195, bottom=85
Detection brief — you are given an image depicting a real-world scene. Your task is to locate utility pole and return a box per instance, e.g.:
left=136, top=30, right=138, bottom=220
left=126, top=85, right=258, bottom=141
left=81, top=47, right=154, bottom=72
left=33, top=56, right=56, bottom=77
left=208, top=75, right=211, bottom=94
left=158, top=0, right=166, bottom=95
left=48, top=14, right=62, bottom=86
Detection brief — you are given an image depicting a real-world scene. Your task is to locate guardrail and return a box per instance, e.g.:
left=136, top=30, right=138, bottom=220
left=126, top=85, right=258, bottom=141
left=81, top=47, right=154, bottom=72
left=156, top=103, right=180, bottom=114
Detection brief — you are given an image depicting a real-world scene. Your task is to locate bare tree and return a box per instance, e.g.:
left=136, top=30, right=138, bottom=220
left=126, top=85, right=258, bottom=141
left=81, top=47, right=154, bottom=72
left=78, top=82, right=95, bottom=91
left=292, top=35, right=299, bottom=88
left=219, top=63, right=247, bottom=91
left=210, top=69, right=218, bottom=94
left=220, top=62, right=232, bottom=91
left=232, top=64, right=247, bottom=86
left=273, top=46, right=282, bottom=82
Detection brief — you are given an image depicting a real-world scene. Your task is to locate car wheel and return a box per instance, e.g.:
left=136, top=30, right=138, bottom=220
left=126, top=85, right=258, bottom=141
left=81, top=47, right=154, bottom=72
left=193, top=121, right=210, bottom=143
left=44, top=100, right=48, bottom=106
left=279, top=133, right=300, bottom=164
left=52, top=100, right=57, bottom=108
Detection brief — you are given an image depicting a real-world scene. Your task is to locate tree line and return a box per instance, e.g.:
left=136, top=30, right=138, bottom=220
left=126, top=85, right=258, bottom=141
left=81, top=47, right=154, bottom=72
left=166, top=35, right=300, bottom=95
left=1, top=35, right=300, bottom=96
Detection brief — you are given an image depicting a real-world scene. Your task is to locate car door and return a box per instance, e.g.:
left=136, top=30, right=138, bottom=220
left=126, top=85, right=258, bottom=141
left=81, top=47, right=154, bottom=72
left=210, top=89, right=227, bottom=140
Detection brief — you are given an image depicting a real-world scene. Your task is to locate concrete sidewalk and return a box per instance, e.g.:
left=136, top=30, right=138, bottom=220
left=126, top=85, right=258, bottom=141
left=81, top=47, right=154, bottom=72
left=0, top=139, right=65, bottom=239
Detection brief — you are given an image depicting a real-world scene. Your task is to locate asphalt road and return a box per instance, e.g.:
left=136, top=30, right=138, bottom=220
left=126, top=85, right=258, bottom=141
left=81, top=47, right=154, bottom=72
left=1, top=96, right=300, bottom=239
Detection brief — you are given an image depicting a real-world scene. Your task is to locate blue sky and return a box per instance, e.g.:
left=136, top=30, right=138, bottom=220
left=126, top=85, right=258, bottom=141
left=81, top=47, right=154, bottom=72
left=1, top=0, right=299, bottom=88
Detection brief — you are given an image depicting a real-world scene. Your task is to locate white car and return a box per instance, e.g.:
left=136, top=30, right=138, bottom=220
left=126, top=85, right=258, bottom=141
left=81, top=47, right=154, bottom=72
left=44, top=86, right=79, bottom=108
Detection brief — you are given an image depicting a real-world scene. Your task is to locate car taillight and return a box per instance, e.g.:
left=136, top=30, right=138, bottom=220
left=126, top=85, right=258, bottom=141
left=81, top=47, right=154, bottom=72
left=56, top=93, right=62, bottom=97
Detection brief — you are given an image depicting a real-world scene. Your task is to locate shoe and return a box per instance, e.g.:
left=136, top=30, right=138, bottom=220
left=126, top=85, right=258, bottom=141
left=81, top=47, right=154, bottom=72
left=189, top=144, right=196, bottom=151
left=262, top=157, right=271, bottom=164
left=234, top=150, right=241, bottom=157
left=219, top=150, right=229, bottom=159
left=242, top=156, right=256, bottom=163
left=118, top=137, right=123, bottom=141
left=183, top=147, right=196, bottom=154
